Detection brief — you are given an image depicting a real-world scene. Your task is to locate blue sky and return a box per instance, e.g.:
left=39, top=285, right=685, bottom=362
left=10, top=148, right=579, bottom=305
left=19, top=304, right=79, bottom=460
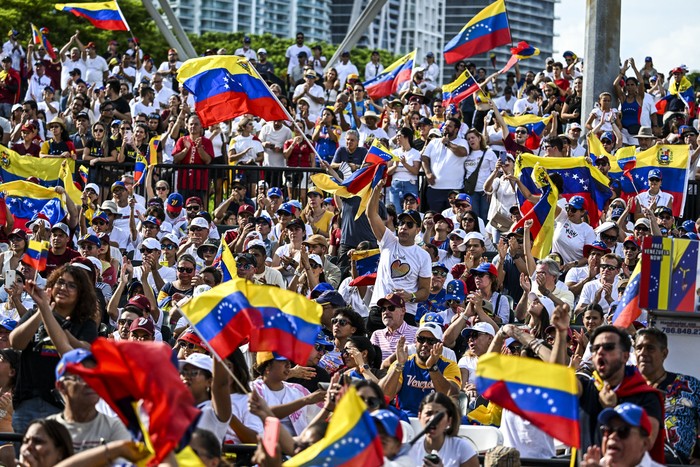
left=553, top=0, right=698, bottom=75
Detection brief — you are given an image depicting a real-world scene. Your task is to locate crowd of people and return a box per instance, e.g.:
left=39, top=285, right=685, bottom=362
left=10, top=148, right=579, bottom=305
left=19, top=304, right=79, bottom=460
left=0, top=23, right=699, bottom=467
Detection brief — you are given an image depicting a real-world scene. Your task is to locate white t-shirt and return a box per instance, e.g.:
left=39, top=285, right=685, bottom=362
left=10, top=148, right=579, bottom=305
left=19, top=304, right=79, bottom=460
left=463, top=149, right=497, bottom=192
left=229, top=134, right=264, bottom=164
left=364, top=61, right=384, bottom=81
left=224, top=392, right=264, bottom=444
left=196, top=400, right=230, bottom=443
left=110, top=65, right=136, bottom=91
left=500, top=409, right=556, bottom=459
left=408, top=435, right=477, bottom=467
left=84, top=55, right=108, bottom=87
left=590, top=107, right=619, bottom=133
left=370, top=228, right=432, bottom=317
left=391, top=147, right=421, bottom=182
left=458, top=353, right=478, bottom=385
left=157, top=60, right=183, bottom=89
left=335, top=61, right=359, bottom=88
left=285, top=44, right=313, bottom=74
left=233, top=48, right=256, bottom=61
left=153, top=86, right=176, bottom=110
left=259, top=122, right=293, bottom=167
left=552, top=220, right=596, bottom=264
left=493, top=95, right=516, bottom=114
left=513, top=98, right=538, bottom=115
left=579, top=276, right=620, bottom=313
left=358, top=124, right=388, bottom=147
left=636, top=190, right=673, bottom=212
left=61, top=58, right=86, bottom=89
left=423, top=138, right=468, bottom=190
left=565, top=265, right=589, bottom=285
left=293, top=83, right=325, bottom=118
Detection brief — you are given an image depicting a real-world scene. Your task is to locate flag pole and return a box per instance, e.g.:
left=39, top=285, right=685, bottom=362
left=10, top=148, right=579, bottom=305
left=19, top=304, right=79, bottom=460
left=113, top=0, right=137, bottom=43
left=174, top=297, right=251, bottom=394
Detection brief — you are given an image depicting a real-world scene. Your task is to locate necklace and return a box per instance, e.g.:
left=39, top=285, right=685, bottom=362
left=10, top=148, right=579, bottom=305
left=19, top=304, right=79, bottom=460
left=650, top=371, right=667, bottom=388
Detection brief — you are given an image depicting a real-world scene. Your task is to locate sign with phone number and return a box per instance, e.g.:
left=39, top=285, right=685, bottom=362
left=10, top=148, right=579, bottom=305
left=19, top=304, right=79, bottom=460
left=654, top=318, right=700, bottom=335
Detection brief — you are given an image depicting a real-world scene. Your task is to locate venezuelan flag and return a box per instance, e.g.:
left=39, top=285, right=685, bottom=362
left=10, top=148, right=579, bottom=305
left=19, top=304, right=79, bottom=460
left=443, top=0, right=511, bottom=64
left=54, top=1, right=129, bottom=31
left=2, top=181, right=67, bottom=230
left=284, top=387, right=383, bottom=467
left=78, top=165, right=89, bottom=185
left=503, top=114, right=552, bottom=150
left=442, top=69, right=480, bottom=107
left=638, top=236, right=672, bottom=312
left=24, top=240, right=49, bottom=272
left=180, top=278, right=323, bottom=363
left=656, top=75, right=696, bottom=115
left=363, top=50, right=415, bottom=100
left=476, top=352, right=580, bottom=448
left=30, top=24, right=56, bottom=60
left=348, top=248, right=380, bottom=287
left=366, top=139, right=399, bottom=164
left=605, top=143, right=690, bottom=217
left=147, top=135, right=161, bottom=165
left=613, top=260, right=642, bottom=328
left=177, top=56, right=288, bottom=128
left=515, top=154, right=612, bottom=227
left=500, top=41, right=540, bottom=74
left=219, top=240, right=237, bottom=282
left=510, top=164, right=558, bottom=259
left=668, top=239, right=700, bottom=312
left=133, top=154, right=147, bottom=186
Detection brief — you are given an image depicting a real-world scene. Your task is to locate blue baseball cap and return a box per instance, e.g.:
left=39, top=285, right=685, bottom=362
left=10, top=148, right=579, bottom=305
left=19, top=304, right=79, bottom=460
left=310, top=282, right=334, bottom=299
left=470, top=262, right=499, bottom=277
left=684, top=232, right=699, bottom=240
left=567, top=195, right=586, bottom=210
left=648, top=169, right=662, bottom=180
left=0, top=319, right=17, bottom=332
left=600, top=131, right=614, bottom=142
left=267, top=187, right=283, bottom=198
left=456, top=193, right=472, bottom=203
left=78, top=233, right=101, bottom=247
left=398, top=209, right=421, bottom=225
left=110, top=181, right=127, bottom=192
left=288, top=200, right=303, bottom=210
left=682, top=220, right=696, bottom=233
left=276, top=202, right=294, bottom=215
left=143, top=216, right=161, bottom=226
left=56, top=348, right=93, bottom=380
left=91, top=211, right=109, bottom=224
left=166, top=193, right=184, bottom=213
left=323, top=197, right=334, bottom=205
left=371, top=410, right=403, bottom=440
left=445, top=279, right=466, bottom=302
left=611, top=207, right=625, bottom=220
left=315, top=290, right=346, bottom=308
left=598, top=402, right=652, bottom=436
left=420, top=312, right=445, bottom=326
left=431, top=262, right=448, bottom=273
left=315, top=331, right=334, bottom=351
left=583, top=241, right=610, bottom=257
left=402, top=192, right=419, bottom=201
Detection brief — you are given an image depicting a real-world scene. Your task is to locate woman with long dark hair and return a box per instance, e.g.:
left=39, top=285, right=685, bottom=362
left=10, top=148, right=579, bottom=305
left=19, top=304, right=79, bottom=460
left=463, top=129, right=497, bottom=221
left=387, top=127, right=421, bottom=214
left=10, top=264, right=98, bottom=434
left=17, top=418, right=74, bottom=467
left=83, top=122, right=117, bottom=171
left=39, top=117, right=75, bottom=159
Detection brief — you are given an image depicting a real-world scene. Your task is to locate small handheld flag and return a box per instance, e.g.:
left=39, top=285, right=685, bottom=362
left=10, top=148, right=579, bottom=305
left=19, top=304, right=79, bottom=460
left=24, top=240, right=49, bottom=272
left=30, top=24, right=56, bottom=60
left=500, top=41, right=540, bottom=74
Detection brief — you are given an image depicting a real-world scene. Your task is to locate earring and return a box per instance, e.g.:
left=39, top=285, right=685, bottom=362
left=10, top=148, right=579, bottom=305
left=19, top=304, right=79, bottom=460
left=445, top=425, right=451, bottom=431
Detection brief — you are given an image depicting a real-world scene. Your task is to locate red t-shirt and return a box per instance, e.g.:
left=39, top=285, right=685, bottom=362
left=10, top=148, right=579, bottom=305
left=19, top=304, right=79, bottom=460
left=44, top=248, right=81, bottom=278
left=173, top=135, right=213, bottom=191
left=283, top=139, right=313, bottom=168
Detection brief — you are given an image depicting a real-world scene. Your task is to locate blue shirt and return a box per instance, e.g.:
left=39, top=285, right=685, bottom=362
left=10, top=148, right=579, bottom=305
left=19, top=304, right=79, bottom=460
left=392, top=355, right=461, bottom=417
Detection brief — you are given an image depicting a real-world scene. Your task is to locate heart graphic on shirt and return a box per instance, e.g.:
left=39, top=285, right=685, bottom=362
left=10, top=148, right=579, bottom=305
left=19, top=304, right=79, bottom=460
left=391, top=260, right=410, bottom=279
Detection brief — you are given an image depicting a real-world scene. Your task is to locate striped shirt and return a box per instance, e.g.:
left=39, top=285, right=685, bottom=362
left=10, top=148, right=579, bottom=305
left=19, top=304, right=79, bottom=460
left=370, top=321, right=417, bottom=361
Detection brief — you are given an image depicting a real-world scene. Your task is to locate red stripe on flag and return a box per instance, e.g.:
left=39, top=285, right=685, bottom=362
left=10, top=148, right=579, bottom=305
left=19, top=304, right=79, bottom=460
left=195, top=93, right=286, bottom=128
left=444, top=29, right=512, bottom=63
left=252, top=328, right=315, bottom=365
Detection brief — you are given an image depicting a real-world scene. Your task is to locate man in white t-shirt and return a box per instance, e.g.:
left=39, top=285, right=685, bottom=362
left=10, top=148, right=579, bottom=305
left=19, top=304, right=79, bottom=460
left=285, top=33, right=312, bottom=76
left=512, top=85, right=541, bottom=116
left=233, top=36, right=256, bottom=61
left=157, top=48, right=183, bottom=90
left=493, top=86, right=516, bottom=114
left=259, top=120, right=292, bottom=169
left=575, top=253, right=621, bottom=315
left=364, top=50, right=384, bottom=82
left=421, top=118, right=468, bottom=212
left=292, top=71, right=325, bottom=118
left=83, top=41, right=108, bottom=88
left=335, top=51, right=359, bottom=88
left=366, top=183, right=431, bottom=331
left=356, top=111, right=388, bottom=148
left=564, top=241, right=609, bottom=301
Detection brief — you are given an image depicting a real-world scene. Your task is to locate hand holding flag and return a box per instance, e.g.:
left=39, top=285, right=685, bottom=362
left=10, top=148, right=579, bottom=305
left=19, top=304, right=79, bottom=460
left=500, top=41, right=540, bottom=74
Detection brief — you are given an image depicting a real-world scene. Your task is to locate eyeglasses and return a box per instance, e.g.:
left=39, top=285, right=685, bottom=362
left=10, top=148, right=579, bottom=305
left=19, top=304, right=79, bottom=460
left=432, top=270, right=447, bottom=277
left=398, top=221, right=416, bottom=228
left=331, top=318, right=350, bottom=326
left=600, top=424, right=634, bottom=440
left=467, top=332, right=485, bottom=340
left=179, top=369, right=203, bottom=378
left=591, top=342, right=617, bottom=353
left=601, top=234, right=617, bottom=242
left=118, top=318, right=133, bottom=327
left=463, top=218, right=476, bottom=223
left=55, top=278, right=78, bottom=291
left=156, top=186, right=168, bottom=191
left=200, top=247, right=217, bottom=255
left=634, top=226, right=650, bottom=232
left=177, top=266, right=194, bottom=273
left=600, top=264, right=618, bottom=271
left=162, top=243, right=176, bottom=250
left=186, top=206, right=201, bottom=211
left=313, top=343, right=327, bottom=353
left=416, top=335, right=440, bottom=345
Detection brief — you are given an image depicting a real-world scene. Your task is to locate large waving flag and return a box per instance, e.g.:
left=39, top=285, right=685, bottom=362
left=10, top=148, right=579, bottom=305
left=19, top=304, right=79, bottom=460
left=514, top=154, right=612, bottom=226
left=24, top=240, right=49, bottom=272
left=604, top=144, right=690, bottom=217
left=1, top=181, right=67, bottom=230
left=54, top=1, right=130, bottom=31
left=180, top=278, right=323, bottom=364
left=65, top=339, right=201, bottom=465
left=311, top=139, right=392, bottom=220
left=503, top=114, right=552, bottom=150
left=442, top=69, right=480, bottom=107
left=443, top=0, right=511, bottom=64
left=177, top=56, right=288, bottom=128
left=476, top=352, right=580, bottom=448
left=363, top=50, right=415, bottom=100
left=30, top=24, right=56, bottom=60
left=284, top=387, right=383, bottom=467
left=348, top=248, right=380, bottom=287
left=656, top=75, right=696, bottom=115
left=612, top=260, right=642, bottom=328
left=499, top=41, right=540, bottom=74
left=510, top=164, right=558, bottom=259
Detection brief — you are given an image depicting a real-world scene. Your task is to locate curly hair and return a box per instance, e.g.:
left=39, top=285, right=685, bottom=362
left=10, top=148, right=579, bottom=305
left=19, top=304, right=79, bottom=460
left=46, top=264, right=98, bottom=324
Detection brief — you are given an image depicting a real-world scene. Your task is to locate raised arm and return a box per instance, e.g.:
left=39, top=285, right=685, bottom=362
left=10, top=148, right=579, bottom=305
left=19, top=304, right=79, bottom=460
left=365, top=179, right=387, bottom=242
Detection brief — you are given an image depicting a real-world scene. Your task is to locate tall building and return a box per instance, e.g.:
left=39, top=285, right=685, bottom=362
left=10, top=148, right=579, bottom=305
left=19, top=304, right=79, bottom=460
left=168, top=0, right=333, bottom=43
left=331, top=0, right=446, bottom=81
left=443, top=0, right=556, bottom=82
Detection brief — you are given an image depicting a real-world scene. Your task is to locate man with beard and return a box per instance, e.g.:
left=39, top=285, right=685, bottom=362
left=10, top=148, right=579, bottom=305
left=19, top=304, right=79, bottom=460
left=421, top=118, right=468, bottom=211
left=45, top=223, right=81, bottom=277
left=551, top=311, right=664, bottom=463
left=634, top=328, right=700, bottom=464
left=379, top=323, right=460, bottom=417
left=366, top=180, right=431, bottom=332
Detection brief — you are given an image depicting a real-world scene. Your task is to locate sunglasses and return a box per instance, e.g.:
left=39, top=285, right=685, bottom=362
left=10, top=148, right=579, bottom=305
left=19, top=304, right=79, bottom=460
left=178, top=341, right=204, bottom=351
left=432, top=270, right=447, bottom=277
left=362, top=396, right=382, bottom=409
left=380, top=305, right=397, bottom=312
left=156, top=186, right=168, bottom=191
left=398, top=221, right=416, bottom=228
left=313, top=343, right=327, bottom=352
left=177, top=266, right=194, bottom=273
left=162, top=244, right=176, bottom=250
left=659, top=215, right=672, bottom=220
left=331, top=318, right=350, bottom=326
left=93, top=128, right=104, bottom=133
left=189, top=227, right=206, bottom=232
left=591, top=342, right=617, bottom=353
left=601, top=234, right=617, bottom=242
left=93, top=220, right=107, bottom=226
left=514, top=130, right=528, bottom=134
left=140, top=247, right=157, bottom=254
left=416, top=335, right=440, bottom=345
left=201, top=247, right=217, bottom=255
left=186, top=206, right=201, bottom=211
left=634, top=226, right=649, bottom=232
left=600, top=264, right=618, bottom=271
left=118, top=318, right=133, bottom=327
left=600, top=424, right=634, bottom=440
